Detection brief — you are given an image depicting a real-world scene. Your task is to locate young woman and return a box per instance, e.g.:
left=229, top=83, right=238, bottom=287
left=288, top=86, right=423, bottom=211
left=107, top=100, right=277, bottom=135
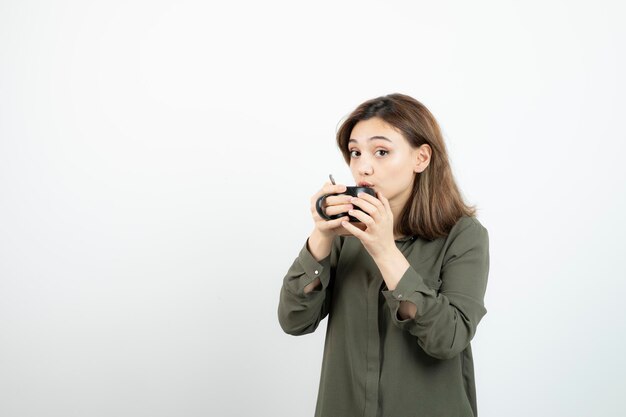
left=277, top=93, right=490, bottom=417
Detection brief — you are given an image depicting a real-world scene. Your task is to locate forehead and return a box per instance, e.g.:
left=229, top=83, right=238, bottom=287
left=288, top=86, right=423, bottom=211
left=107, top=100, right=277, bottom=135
left=349, top=117, right=404, bottom=145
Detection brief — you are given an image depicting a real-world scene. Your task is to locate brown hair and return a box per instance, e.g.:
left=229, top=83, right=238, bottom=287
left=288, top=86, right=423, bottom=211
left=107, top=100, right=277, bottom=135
left=336, top=93, right=477, bottom=241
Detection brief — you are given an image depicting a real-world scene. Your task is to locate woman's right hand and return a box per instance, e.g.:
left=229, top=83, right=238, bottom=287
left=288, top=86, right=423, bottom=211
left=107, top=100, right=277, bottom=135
left=310, top=182, right=363, bottom=238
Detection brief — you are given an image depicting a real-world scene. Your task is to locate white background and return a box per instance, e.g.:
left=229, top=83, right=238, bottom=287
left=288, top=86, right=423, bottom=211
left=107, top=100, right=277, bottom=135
left=1, top=1, right=625, bottom=416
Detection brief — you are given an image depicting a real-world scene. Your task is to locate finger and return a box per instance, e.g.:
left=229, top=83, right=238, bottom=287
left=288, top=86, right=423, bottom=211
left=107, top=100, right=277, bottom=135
left=319, top=181, right=332, bottom=196
left=347, top=208, right=374, bottom=225
left=350, top=196, right=379, bottom=217
left=341, top=219, right=367, bottom=239
left=357, top=192, right=384, bottom=210
left=323, top=183, right=347, bottom=194
left=325, top=194, right=353, bottom=206
left=312, top=183, right=329, bottom=204
left=327, top=215, right=350, bottom=228
left=325, top=204, right=354, bottom=217
left=378, top=191, right=392, bottom=216
left=312, top=183, right=348, bottom=205
left=337, top=221, right=367, bottom=236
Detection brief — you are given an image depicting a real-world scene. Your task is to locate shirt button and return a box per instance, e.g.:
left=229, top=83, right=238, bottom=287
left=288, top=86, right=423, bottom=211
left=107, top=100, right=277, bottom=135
left=314, top=270, right=319, bottom=275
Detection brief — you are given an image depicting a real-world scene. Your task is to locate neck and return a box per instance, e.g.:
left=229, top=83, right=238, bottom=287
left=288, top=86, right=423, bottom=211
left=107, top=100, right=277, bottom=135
left=389, top=189, right=412, bottom=240
left=391, top=203, right=405, bottom=240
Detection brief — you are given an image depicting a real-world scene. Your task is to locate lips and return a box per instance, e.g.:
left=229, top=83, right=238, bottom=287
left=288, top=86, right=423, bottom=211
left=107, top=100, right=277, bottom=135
left=358, top=181, right=374, bottom=187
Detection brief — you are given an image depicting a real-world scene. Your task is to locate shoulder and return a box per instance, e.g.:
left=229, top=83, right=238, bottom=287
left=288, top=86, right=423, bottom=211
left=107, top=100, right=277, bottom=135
left=443, top=216, right=489, bottom=262
left=449, top=215, right=488, bottom=237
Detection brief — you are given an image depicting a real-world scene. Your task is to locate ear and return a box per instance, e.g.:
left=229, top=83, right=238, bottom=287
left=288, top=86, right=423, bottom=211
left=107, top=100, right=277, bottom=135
left=414, top=144, right=432, bottom=173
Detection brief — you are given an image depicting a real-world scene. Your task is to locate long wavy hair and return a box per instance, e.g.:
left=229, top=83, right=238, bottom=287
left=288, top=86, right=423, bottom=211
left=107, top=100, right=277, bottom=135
left=336, top=93, right=477, bottom=241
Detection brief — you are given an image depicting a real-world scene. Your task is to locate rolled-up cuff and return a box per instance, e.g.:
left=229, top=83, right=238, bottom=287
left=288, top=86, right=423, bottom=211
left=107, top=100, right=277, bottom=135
left=381, top=266, right=437, bottom=328
left=294, top=238, right=332, bottom=294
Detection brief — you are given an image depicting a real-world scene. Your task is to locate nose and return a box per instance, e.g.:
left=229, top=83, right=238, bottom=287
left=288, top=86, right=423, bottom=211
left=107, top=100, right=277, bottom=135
left=355, top=158, right=373, bottom=176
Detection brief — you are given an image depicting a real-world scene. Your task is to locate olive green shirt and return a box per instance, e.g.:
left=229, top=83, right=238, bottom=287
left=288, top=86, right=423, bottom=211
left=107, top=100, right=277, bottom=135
left=277, top=216, right=490, bottom=417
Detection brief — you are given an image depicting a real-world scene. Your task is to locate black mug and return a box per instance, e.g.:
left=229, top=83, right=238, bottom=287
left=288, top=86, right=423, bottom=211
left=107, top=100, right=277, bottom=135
left=316, top=186, right=376, bottom=222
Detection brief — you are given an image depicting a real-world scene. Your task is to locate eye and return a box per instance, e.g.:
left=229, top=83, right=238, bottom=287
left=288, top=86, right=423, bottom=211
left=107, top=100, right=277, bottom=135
left=349, top=150, right=360, bottom=158
left=375, top=150, right=389, bottom=157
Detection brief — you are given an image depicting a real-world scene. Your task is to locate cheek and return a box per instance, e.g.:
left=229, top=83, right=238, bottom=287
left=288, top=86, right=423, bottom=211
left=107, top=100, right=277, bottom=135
left=388, top=159, right=416, bottom=185
left=387, top=157, right=409, bottom=176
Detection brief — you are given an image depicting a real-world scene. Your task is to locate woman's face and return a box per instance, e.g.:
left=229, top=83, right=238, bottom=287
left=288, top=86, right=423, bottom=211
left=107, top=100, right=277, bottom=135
left=348, top=117, right=429, bottom=211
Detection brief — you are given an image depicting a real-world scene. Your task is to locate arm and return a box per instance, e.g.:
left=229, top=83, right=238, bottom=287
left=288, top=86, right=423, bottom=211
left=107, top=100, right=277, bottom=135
left=380, top=222, right=490, bottom=360
left=372, top=248, right=415, bottom=320
left=303, top=230, right=334, bottom=293
left=277, top=233, right=343, bottom=336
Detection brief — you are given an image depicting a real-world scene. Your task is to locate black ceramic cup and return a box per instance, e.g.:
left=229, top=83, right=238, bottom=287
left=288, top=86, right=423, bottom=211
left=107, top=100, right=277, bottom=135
left=315, top=186, right=377, bottom=222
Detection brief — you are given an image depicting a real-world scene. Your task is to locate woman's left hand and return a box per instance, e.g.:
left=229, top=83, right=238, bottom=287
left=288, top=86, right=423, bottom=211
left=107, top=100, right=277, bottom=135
left=341, top=191, right=396, bottom=259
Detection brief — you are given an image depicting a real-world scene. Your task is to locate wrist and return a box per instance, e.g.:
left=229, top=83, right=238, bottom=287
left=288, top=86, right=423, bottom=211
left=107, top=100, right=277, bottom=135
left=308, top=229, right=334, bottom=262
left=374, top=244, right=401, bottom=265
left=311, top=227, right=333, bottom=242
left=374, top=246, right=410, bottom=291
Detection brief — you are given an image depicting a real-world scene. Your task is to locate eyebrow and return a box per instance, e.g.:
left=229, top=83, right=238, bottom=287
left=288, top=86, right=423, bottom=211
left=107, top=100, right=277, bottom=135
left=348, top=136, right=393, bottom=144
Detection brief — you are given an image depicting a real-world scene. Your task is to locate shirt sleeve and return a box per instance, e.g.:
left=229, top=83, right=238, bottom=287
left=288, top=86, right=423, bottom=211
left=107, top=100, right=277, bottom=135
left=277, top=235, right=342, bottom=336
left=381, top=222, right=490, bottom=360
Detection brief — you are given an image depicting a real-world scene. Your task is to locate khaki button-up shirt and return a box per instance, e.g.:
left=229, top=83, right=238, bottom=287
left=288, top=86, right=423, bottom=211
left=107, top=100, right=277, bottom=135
left=278, top=216, right=490, bottom=417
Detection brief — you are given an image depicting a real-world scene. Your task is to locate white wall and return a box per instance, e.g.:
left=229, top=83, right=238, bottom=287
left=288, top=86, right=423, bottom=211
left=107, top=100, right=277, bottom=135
left=1, top=1, right=624, bottom=416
